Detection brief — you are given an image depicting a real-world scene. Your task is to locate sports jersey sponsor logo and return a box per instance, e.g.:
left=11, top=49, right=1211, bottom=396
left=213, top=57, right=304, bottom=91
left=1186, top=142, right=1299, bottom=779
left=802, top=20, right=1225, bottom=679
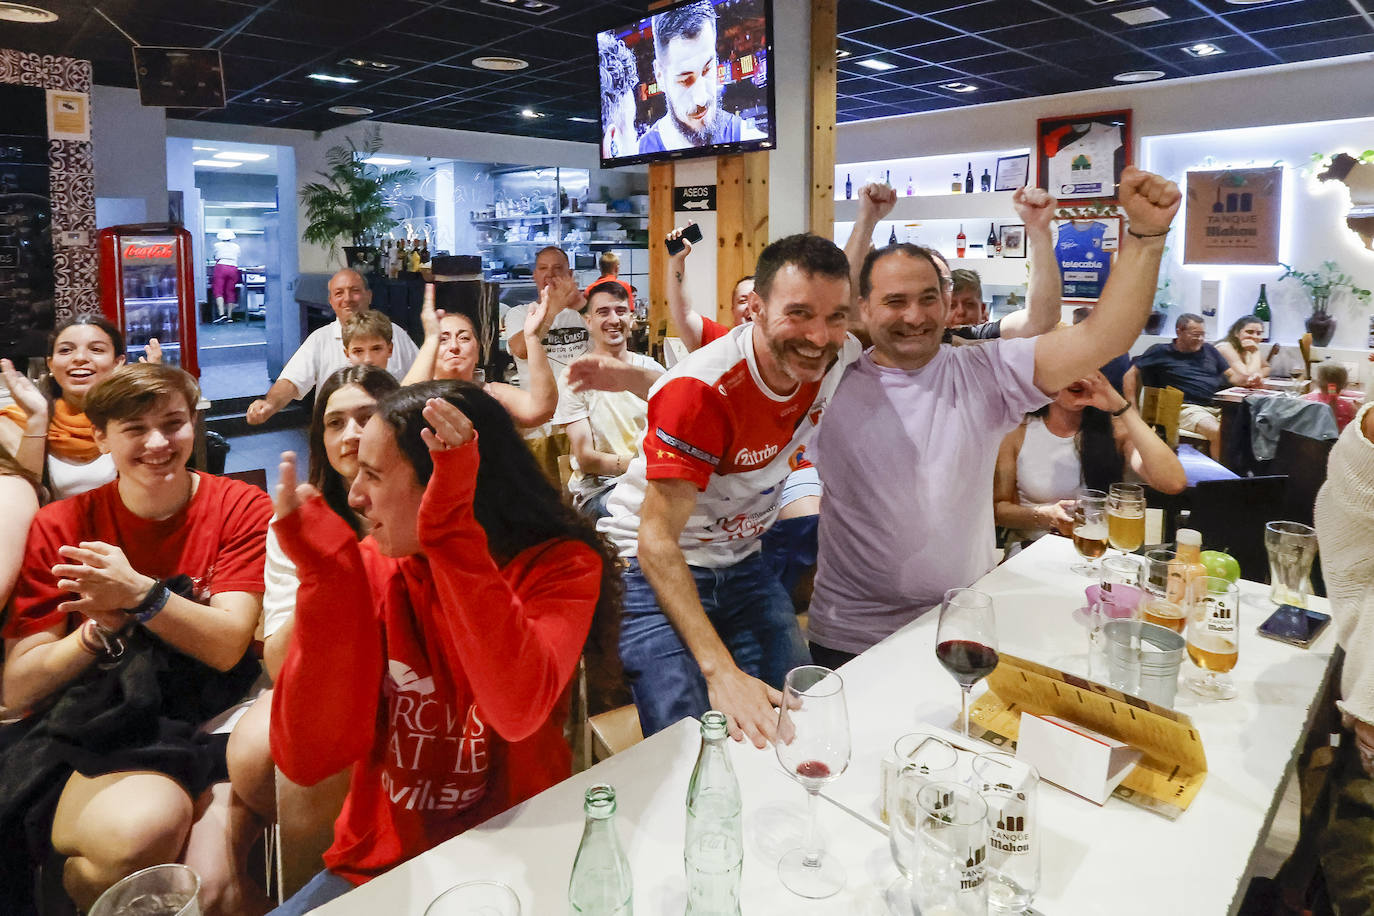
left=734, top=443, right=779, bottom=467
left=655, top=428, right=719, bottom=465
left=716, top=510, right=771, bottom=541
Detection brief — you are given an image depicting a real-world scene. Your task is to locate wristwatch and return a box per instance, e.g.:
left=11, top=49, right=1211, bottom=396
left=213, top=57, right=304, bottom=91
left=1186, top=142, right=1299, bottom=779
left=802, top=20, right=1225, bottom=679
left=130, top=579, right=172, bottom=625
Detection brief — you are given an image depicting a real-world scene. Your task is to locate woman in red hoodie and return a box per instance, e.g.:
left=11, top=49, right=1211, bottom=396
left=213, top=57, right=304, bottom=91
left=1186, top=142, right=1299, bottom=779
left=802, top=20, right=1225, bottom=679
left=267, top=380, right=620, bottom=913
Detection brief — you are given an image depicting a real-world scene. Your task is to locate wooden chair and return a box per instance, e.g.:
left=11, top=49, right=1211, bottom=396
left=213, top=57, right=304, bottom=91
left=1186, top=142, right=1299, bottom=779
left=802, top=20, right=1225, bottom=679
left=557, top=454, right=574, bottom=491
left=1139, top=385, right=1185, bottom=449
left=588, top=704, right=644, bottom=762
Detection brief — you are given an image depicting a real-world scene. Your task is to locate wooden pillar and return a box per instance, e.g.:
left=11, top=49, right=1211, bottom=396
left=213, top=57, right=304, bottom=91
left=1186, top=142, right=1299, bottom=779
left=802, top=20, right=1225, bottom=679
left=809, top=0, right=838, bottom=238
left=716, top=152, right=770, bottom=324
left=647, top=161, right=675, bottom=345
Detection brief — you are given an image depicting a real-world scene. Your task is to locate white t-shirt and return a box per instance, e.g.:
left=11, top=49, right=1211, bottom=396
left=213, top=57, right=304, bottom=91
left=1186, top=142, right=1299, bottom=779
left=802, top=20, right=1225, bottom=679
left=599, top=323, right=860, bottom=568
left=562, top=351, right=664, bottom=501
left=503, top=304, right=589, bottom=429
left=47, top=451, right=117, bottom=500
left=808, top=338, right=1050, bottom=654
left=213, top=241, right=240, bottom=266
left=278, top=316, right=419, bottom=399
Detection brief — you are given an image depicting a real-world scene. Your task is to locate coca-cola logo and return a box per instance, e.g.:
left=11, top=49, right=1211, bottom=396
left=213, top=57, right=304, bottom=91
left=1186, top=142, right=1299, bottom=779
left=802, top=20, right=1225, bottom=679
left=123, top=243, right=175, bottom=260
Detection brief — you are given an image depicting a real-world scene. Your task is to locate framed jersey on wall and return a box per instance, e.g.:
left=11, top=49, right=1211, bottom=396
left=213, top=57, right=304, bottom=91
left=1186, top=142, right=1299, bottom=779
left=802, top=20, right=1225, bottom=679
left=1037, top=109, right=1132, bottom=203
left=1054, top=217, right=1120, bottom=302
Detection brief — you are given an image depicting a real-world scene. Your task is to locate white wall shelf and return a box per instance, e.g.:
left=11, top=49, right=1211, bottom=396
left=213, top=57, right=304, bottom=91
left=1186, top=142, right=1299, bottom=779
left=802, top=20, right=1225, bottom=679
left=834, top=191, right=1018, bottom=223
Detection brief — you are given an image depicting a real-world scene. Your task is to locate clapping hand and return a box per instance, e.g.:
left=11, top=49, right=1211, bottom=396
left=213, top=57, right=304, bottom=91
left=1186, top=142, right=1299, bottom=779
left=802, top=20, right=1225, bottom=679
left=0, top=358, right=48, bottom=422
left=52, top=541, right=153, bottom=629
left=138, top=338, right=162, bottom=364
left=1118, top=166, right=1182, bottom=237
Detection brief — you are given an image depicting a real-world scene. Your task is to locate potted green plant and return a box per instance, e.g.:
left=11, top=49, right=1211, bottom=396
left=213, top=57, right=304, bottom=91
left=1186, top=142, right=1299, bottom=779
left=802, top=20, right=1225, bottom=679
left=300, top=125, right=417, bottom=270
left=1277, top=260, right=1372, bottom=346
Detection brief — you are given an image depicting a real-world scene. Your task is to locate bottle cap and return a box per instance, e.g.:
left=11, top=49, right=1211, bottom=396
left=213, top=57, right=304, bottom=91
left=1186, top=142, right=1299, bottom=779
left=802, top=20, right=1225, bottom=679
left=1176, top=528, right=1201, bottom=547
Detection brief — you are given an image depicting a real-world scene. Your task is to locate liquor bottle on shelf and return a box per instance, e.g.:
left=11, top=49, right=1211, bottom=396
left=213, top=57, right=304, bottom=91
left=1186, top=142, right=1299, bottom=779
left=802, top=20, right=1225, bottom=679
left=888, top=225, right=898, bottom=246
left=951, top=172, right=962, bottom=193
left=685, top=712, right=743, bottom=916
left=981, top=168, right=992, bottom=192
left=987, top=223, right=998, bottom=257
left=956, top=225, right=967, bottom=258
left=964, top=162, right=974, bottom=194
left=885, top=169, right=891, bottom=187
left=1254, top=284, right=1271, bottom=340
left=569, top=784, right=633, bottom=915
left=845, top=174, right=852, bottom=199
left=906, top=176, right=914, bottom=196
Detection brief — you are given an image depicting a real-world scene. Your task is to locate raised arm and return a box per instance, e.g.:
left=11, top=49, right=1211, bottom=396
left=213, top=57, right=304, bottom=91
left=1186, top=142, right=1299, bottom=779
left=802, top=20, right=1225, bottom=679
left=1032, top=167, right=1181, bottom=394
left=415, top=401, right=598, bottom=741
left=270, top=453, right=384, bottom=785
left=566, top=353, right=663, bottom=400
left=0, top=358, right=51, bottom=479
left=402, top=283, right=442, bottom=385
left=666, top=228, right=706, bottom=351
left=845, top=182, right=896, bottom=305
left=489, top=281, right=561, bottom=427
left=999, top=188, right=1061, bottom=339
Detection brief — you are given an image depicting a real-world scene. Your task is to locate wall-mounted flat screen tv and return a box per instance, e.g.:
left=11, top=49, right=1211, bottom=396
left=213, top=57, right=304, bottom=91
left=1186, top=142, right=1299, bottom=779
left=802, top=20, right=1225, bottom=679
left=596, top=0, right=774, bottom=168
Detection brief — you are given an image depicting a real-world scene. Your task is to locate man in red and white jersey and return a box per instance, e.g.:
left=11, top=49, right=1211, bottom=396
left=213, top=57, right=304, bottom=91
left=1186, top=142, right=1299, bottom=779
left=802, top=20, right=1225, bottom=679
left=599, top=234, right=859, bottom=746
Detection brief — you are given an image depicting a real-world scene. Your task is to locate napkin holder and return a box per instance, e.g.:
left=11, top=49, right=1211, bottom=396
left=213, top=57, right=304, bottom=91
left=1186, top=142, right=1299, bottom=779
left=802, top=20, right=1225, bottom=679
left=966, top=653, right=1208, bottom=819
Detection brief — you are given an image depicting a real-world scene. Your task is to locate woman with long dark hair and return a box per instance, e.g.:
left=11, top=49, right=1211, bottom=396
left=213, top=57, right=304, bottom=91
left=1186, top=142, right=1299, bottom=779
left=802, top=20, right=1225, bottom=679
left=0, top=315, right=160, bottom=498
left=994, top=370, right=1187, bottom=545
left=1216, top=313, right=1271, bottom=388
left=265, top=380, right=619, bottom=913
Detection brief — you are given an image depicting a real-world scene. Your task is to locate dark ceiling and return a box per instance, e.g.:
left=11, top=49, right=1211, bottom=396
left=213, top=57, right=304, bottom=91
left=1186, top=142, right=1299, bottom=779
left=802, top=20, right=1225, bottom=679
left=2, top=0, right=1371, bottom=142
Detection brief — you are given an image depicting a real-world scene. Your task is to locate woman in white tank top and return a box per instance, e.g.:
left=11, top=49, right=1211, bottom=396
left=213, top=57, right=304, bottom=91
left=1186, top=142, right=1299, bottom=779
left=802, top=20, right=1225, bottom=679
left=994, top=370, right=1187, bottom=544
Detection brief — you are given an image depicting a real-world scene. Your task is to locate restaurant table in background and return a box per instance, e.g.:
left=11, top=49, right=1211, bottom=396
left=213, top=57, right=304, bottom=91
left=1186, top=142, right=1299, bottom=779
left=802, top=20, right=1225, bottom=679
left=827, top=535, right=1335, bottom=916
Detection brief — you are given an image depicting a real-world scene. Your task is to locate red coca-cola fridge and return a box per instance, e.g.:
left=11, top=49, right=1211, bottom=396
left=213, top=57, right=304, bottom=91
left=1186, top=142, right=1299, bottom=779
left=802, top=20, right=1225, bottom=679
left=97, top=223, right=200, bottom=377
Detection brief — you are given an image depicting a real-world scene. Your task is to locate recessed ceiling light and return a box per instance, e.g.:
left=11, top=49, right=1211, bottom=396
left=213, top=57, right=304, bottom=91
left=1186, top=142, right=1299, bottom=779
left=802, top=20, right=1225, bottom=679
left=308, top=73, right=360, bottom=84
left=193, top=159, right=242, bottom=168
left=472, top=56, right=529, bottom=71
left=1114, top=69, right=1166, bottom=82
left=480, top=0, right=558, bottom=13
left=520, top=109, right=545, bottom=118
left=1183, top=42, right=1225, bottom=57
left=361, top=156, right=411, bottom=165
left=836, top=49, right=851, bottom=59
left=567, top=116, right=597, bottom=123
left=857, top=59, right=897, bottom=72
left=329, top=105, right=374, bottom=116
left=1114, top=6, right=1170, bottom=25
left=0, top=3, right=58, bottom=23
left=340, top=58, right=398, bottom=72
left=251, top=97, right=302, bottom=107
left=213, top=151, right=270, bottom=161
left=192, top=145, right=217, bottom=152
left=939, top=82, right=978, bottom=93
left=1225, top=0, right=1277, bottom=4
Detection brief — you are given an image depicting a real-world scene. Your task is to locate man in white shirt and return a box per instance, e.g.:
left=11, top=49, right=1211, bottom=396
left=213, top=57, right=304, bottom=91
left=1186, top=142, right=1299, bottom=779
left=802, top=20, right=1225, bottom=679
left=246, top=269, right=419, bottom=425
left=503, top=246, right=590, bottom=482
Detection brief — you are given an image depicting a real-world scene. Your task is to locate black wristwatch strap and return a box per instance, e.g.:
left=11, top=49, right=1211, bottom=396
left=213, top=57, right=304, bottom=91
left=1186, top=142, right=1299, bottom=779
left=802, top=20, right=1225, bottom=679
left=131, top=579, right=172, bottom=624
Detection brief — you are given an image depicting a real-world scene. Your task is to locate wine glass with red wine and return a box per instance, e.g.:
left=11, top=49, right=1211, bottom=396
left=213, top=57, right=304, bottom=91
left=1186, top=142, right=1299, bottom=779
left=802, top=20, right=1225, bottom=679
left=774, top=665, right=851, bottom=899
left=936, top=588, right=1000, bottom=738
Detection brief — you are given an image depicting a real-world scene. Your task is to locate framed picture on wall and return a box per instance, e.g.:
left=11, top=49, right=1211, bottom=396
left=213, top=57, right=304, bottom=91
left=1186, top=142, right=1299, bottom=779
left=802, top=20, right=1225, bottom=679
left=1054, top=216, right=1121, bottom=302
left=994, top=154, right=1030, bottom=192
left=999, top=223, right=1026, bottom=258
left=1036, top=109, right=1132, bottom=203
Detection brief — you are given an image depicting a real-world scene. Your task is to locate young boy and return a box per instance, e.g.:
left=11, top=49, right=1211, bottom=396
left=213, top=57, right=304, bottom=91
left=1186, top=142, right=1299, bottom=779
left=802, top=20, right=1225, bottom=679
left=342, top=310, right=394, bottom=370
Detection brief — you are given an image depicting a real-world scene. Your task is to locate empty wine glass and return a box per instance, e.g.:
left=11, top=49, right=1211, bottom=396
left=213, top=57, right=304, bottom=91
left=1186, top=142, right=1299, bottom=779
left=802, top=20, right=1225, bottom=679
left=889, top=734, right=960, bottom=881
left=1070, top=489, right=1108, bottom=576
left=936, top=588, right=1000, bottom=739
left=775, top=665, right=851, bottom=899
left=911, top=781, right=989, bottom=916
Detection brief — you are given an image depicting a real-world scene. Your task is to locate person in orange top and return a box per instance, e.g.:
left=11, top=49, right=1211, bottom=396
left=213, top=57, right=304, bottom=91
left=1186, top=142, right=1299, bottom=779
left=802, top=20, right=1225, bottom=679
left=0, top=315, right=160, bottom=498
left=582, top=250, right=634, bottom=302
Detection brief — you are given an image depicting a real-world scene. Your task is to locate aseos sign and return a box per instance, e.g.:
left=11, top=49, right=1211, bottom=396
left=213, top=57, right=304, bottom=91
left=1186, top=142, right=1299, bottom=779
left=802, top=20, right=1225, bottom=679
left=123, top=237, right=177, bottom=263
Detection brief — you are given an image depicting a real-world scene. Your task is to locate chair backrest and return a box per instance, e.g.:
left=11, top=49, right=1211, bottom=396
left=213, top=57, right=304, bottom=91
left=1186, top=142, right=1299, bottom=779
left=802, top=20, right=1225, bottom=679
left=1188, top=475, right=1289, bottom=582
left=1271, top=429, right=1336, bottom=526
left=1140, top=386, right=1184, bottom=449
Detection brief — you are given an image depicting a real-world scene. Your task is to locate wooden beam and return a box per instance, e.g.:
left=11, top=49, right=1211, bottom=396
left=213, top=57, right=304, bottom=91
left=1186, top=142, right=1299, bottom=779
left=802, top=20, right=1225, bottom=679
left=647, top=160, right=675, bottom=347
left=716, top=151, right=769, bottom=325
left=809, top=0, right=838, bottom=239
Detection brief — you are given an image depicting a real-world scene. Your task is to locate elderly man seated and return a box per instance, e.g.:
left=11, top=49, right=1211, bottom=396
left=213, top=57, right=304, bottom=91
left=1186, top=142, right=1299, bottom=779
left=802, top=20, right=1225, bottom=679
left=1124, top=312, right=1231, bottom=454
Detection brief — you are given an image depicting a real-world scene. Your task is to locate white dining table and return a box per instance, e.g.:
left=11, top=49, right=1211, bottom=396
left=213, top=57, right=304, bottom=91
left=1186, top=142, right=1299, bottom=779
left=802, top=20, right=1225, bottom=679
left=311, top=535, right=1335, bottom=916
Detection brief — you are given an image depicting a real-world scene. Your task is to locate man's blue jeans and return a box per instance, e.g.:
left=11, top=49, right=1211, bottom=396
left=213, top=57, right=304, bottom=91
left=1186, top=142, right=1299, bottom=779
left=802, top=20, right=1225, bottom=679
left=619, top=553, right=811, bottom=736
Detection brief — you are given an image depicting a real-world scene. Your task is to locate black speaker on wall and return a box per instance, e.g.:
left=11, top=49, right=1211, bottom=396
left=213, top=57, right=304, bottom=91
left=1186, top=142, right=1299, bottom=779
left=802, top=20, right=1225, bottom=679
left=133, top=47, right=226, bottom=109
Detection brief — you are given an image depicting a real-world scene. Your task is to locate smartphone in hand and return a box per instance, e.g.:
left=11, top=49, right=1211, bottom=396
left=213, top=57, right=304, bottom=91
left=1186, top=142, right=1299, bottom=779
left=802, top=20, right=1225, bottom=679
left=665, top=222, right=703, bottom=256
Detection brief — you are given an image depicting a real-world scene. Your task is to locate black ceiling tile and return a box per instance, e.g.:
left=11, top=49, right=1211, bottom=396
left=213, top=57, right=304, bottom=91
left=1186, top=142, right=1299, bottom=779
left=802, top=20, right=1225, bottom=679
left=128, top=0, right=260, bottom=31
left=880, top=63, right=969, bottom=87
left=956, top=50, right=1044, bottom=74
left=1257, top=18, right=1371, bottom=49
left=926, top=0, right=1059, bottom=32
left=856, top=86, right=941, bottom=106
left=280, top=0, right=432, bottom=25
left=1275, top=34, right=1374, bottom=62
left=219, top=34, right=332, bottom=63
left=396, top=8, right=533, bottom=46
left=1175, top=49, right=1279, bottom=74
left=838, top=0, right=916, bottom=33
left=1073, top=48, right=1176, bottom=76
left=410, top=64, right=504, bottom=90
left=1074, top=0, right=1212, bottom=33
left=982, top=17, right=1097, bottom=49
left=838, top=74, right=904, bottom=95
left=1131, top=19, right=1236, bottom=50
left=899, top=35, right=1006, bottom=63
left=845, top=16, right=960, bottom=51
left=115, top=18, right=222, bottom=48
left=350, top=32, right=475, bottom=64
left=1221, top=0, right=1363, bottom=30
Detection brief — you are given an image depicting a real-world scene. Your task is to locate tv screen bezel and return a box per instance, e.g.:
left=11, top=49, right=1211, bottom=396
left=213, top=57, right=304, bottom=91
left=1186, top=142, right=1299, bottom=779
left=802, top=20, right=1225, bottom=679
left=596, top=0, right=776, bottom=170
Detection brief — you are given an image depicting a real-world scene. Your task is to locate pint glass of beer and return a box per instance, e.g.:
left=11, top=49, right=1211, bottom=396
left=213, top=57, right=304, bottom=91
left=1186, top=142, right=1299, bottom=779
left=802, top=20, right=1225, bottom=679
left=1071, top=489, right=1108, bottom=576
left=1184, top=576, right=1240, bottom=700
left=1142, top=547, right=1187, bottom=633
left=1106, top=483, right=1145, bottom=553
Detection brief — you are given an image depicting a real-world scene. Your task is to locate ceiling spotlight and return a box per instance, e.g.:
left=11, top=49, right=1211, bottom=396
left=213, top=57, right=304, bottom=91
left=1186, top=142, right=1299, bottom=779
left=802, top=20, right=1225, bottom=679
left=1183, top=42, right=1224, bottom=57
left=309, top=73, right=360, bottom=84
left=213, top=151, right=270, bottom=161
left=1114, top=69, right=1165, bottom=82
left=939, top=82, right=978, bottom=92
left=520, top=109, right=545, bottom=118
left=361, top=156, right=411, bottom=165
left=0, top=3, right=58, bottom=23
left=329, top=105, right=375, bottom=116
left=191, top=145, right=217, bottom=152
left=480, top=0, right=558, bottom=13
left=567, top=116, right=597, bottom=123
left=340, top=58, right=398, bottom=72
left=835, top=49, right=851, bottom=59
left=473, top=56, right=529, bottom=71
left=857, top=58, right=897, bottom=71
left=193, top=159, right=242, bottom=168
left=251, top=97, right=302, bottom=107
